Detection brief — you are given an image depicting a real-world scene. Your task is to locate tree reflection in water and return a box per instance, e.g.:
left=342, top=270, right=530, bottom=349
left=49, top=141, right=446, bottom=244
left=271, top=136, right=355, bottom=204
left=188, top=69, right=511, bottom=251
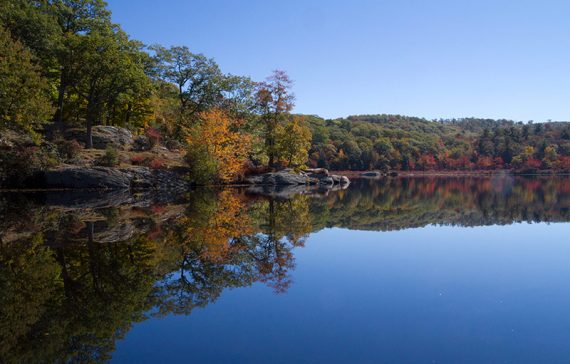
left=0, top=176, right=568, bottom=363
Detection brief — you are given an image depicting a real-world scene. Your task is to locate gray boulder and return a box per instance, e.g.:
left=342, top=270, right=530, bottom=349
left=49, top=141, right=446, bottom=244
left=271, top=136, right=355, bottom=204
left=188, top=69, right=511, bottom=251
left=245, top=169, right=317, bottom=185
left=65, top=126, right=134, bottom=150
left=44, top=166, right=190, bottom=190
left=45, top=167, right=131, bottom=189
left=132, top=135, right=151, bottom=151
left=320, top=176, right=334, bottom=185
left=361, top=171, right=382, bottom=177
left=304, top=168, right=349, bottom=186
left=245, top=168, right=350, bottom=187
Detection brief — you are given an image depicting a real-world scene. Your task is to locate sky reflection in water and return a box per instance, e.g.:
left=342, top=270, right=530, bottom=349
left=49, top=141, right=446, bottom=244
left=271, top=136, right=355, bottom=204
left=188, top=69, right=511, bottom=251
left=115, top=223, right=570, bottom=364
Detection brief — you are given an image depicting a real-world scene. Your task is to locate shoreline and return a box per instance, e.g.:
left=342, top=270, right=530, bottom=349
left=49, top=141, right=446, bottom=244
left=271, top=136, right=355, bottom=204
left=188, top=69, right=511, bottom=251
left=335, top=170, right=570, bottom=178
left=2, top=169, right=570, bottom=193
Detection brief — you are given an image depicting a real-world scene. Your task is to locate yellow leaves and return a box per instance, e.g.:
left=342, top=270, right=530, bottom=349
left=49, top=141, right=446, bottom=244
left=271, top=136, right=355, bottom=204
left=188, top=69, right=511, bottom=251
left=186, top=109, right=252, bottom=183
left=523, top=146, right=535, bottom=159
left=275, top=117, right=312, bottom=166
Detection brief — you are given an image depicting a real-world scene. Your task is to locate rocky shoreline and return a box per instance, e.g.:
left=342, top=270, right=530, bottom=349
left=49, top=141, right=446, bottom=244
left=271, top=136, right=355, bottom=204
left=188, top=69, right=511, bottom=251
left=2, top=125, right=352, bottom=191
left=2, top=166, right=350, bottom=191
left=42, top=166, right=190, bottom=190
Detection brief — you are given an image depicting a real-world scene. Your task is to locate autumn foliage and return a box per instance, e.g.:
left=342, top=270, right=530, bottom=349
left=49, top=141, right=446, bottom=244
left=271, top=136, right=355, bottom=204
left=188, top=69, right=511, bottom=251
left=186, top=109, right=251, bottom=183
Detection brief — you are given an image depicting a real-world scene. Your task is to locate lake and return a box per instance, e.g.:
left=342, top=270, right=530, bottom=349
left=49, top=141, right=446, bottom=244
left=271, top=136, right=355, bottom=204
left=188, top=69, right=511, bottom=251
left=1, top=176, right=569, bottom=363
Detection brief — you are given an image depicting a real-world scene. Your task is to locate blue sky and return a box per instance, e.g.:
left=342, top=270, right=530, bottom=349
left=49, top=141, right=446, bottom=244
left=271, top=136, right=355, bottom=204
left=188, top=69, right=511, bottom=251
left=107, top=0, right=570, bottom=121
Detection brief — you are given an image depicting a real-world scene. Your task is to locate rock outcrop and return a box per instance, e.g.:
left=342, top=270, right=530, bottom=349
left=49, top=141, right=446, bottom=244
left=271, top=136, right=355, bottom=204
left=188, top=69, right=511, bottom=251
left=244, top=169, right=316, bottom=186
left=45, top=167, right=131, bottom=189
left=43, top=166, right=189, bottom=190
left=245, top=168, right=349, bottom=187
left=361, top=171, right=382, bottom=177
left=361, top=170, right=398, bottom=177
left=65, top=126, right=134, bottom=150
left=304, top=168, right=350, bottom=186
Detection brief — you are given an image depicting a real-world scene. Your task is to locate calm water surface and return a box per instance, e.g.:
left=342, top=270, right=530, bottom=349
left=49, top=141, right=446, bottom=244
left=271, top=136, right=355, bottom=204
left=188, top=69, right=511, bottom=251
left=1, top=176, right=569, bottom=363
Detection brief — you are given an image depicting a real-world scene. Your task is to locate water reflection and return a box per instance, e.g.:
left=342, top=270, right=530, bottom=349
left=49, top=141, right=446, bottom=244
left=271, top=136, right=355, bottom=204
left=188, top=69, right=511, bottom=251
left=315, top=176, right=570, bottom=230
left=0, top=176, right=568, bottom=363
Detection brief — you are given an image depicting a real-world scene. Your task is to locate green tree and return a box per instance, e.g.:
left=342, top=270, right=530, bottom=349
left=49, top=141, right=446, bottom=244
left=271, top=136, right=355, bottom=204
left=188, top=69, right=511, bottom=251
left=72, top=28, right=150, bottom=147
left=51, top=0, right=112, bottom=128
left=0, top=0, right=60, bottom=73
left=255, top=70, right=295, bottom=167
left=152, top=45, right=223, bottom=133
left=275, top=118, right=312, bottom=166
left=0, top=27, right=53, bottom=139
left=152, top=45, right=255, bottom=138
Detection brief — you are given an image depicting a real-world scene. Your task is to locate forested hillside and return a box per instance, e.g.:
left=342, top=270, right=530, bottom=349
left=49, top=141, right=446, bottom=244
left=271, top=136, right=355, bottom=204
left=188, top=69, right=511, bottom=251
left=305, top=114, right=570, bottom=172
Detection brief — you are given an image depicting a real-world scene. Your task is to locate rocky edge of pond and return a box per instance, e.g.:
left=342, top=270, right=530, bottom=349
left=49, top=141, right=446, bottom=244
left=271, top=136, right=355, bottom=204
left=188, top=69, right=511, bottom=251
left=244, top=168, right=350, bottom=187
left=43, top=166, right=190, bottom=190
left=38, top=166, right=350, bottom=190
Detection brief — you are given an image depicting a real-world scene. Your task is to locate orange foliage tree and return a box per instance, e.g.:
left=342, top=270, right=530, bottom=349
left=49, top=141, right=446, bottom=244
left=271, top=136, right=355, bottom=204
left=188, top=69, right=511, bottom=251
left=186, top=109, right=252, bottom=183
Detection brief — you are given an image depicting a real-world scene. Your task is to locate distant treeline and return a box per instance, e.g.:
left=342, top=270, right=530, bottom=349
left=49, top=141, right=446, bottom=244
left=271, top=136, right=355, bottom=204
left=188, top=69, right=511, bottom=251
left=304, top=114, right=570, bottom=172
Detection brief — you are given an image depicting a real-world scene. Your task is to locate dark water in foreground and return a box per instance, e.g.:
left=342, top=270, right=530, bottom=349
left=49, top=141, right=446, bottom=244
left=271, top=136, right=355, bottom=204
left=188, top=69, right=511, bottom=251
left=1, top=176, right=569, bottom=363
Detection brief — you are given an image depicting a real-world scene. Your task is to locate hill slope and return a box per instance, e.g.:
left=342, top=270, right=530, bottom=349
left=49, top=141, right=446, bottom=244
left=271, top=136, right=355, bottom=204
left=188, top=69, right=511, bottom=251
left=302, top=114, right=570, bottom=172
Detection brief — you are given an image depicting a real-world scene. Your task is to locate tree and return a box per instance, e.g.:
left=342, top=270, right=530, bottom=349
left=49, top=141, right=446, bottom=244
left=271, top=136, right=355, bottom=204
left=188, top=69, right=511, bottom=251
left=255, top=70, right=295, bottom=167
left=476, top=156, right=493, bottom=170
left=51, top=0, right=112, bottom=129
left=72, top=27, right=149, bottom=147
left=275, top=118, right=312, bottom=166
left=543, top=145, right=558, bottom=169
left=522, top=145, right=535, bottom=160
left=186, top=109, right=251, bottom=183
left=511, top=155, right=524, bottom=169
left=417, top=154, right=437, bottom=170
left=0, top=0, right=60, bottom=73
left=152, top=46, right=223, bottom=132
left=152, top=45, right=255, bottom=139
left=0, top=27, right=53, bottom=139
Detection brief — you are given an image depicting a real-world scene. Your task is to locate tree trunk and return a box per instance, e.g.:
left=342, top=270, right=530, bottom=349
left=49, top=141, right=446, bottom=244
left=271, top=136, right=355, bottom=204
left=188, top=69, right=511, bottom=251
left=86, top=96, right=97, bottom=149
left=267, top=121, right=276, bottom=168
left=86, top=118, right=93, bottom=149
left=54, top=71, right=67, bottom=131
left=125, top=103, right=132, bottom=126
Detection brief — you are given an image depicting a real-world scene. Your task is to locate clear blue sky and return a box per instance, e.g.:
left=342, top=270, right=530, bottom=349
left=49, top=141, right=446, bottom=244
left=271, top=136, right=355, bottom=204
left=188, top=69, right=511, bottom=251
left=107, top=0, right=570, bottom=121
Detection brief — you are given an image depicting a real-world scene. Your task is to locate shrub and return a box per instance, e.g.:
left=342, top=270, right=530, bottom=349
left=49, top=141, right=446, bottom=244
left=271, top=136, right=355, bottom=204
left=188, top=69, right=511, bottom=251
left=148, top=158, right=165, bottom=169
left=145, top=127, right=161, bottom=148
left=56, top=139, right=83, bottom=161
left=130, top=154, right=147, bottom=165
left=165, top=138, right=183, bottom=151
left=96, top=146, right=119, bottom=167
left=243, top=162, right=269, bottom=176
left=0, top=145, right=57, bottom=186
left=130, top=154, right=165, bottom=169
left=185, top=145, right=218, bottom=184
